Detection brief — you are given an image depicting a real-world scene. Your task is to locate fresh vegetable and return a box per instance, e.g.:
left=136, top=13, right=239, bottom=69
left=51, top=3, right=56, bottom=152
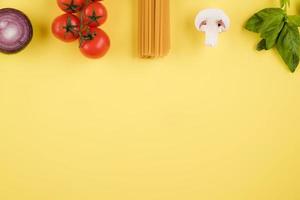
left=57, top=0, right=85, bottom=13
left=52, top=13, right=80, bottom=42
left=82, top=2, right=107, bottom=27
left=52, top=0, right=110, bottom=58
left=195, top=9, right=230, bottom=47
left=245, top=0, right=300, bottom=72
left=79, top=28, right=110, bottom=58
left=0, top=8, right=33, bottom=54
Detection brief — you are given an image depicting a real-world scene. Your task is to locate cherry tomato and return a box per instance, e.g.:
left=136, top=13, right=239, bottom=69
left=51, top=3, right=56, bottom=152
left=82, top=2, right=107, bottom=27
left=79, top=28, right=110, bottom=58
left=57, top=0, right=85, bottom=13
left=52, top=13, right=80, bottom=42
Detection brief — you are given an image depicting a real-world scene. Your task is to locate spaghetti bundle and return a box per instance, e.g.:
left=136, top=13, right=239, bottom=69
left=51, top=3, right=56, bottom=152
left=138, top=0, right=170, bottom=58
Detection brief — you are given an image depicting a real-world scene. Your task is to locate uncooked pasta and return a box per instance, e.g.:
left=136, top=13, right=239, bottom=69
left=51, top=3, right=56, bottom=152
left=138, top=0, right=170, bottom=58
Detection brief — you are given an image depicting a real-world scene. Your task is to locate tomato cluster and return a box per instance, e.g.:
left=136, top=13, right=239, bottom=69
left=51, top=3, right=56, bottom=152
left=52, top=0, right=110, bottom=58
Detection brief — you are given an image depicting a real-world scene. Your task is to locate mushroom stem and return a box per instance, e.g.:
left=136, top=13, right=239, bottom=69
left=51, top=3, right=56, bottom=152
left=204, top=25, right=219, bottom=47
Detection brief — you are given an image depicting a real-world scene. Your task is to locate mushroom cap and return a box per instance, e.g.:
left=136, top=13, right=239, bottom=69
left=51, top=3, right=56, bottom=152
left=195, top=8, right=230, bottom=32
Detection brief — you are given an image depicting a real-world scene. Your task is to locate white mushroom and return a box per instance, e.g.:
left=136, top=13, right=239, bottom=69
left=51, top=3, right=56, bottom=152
left=195, top=8, right=230, bottom=47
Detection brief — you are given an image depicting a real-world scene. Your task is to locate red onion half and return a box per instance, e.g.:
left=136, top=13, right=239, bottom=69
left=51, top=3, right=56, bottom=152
left=0, top=8, right=33, bottom=54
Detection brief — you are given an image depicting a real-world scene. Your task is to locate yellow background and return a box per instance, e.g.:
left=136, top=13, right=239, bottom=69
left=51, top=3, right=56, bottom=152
left=0, top=0, right=300, bottom=199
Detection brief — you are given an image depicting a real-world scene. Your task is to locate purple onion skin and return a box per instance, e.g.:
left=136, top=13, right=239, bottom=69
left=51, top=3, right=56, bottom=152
left=0, top=8, right=33, bottom=54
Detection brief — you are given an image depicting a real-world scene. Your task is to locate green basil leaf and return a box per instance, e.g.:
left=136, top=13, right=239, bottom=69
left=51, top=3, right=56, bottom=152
left=261, top=21, right=285, bottom=49
left=287, top=15, right=300, bottom=26
left=245, top=8, right=285, bottom=33
left=245, top=14, right=264, bottom=33
left=276, top=24, right=300, bottom=72
left=256, top=39, right=267, bottom=51
left=256, top=8, right=285, bottom=20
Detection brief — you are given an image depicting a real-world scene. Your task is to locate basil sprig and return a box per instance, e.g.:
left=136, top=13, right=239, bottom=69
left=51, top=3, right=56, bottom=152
left=245, top=0, right=300, bottom=72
